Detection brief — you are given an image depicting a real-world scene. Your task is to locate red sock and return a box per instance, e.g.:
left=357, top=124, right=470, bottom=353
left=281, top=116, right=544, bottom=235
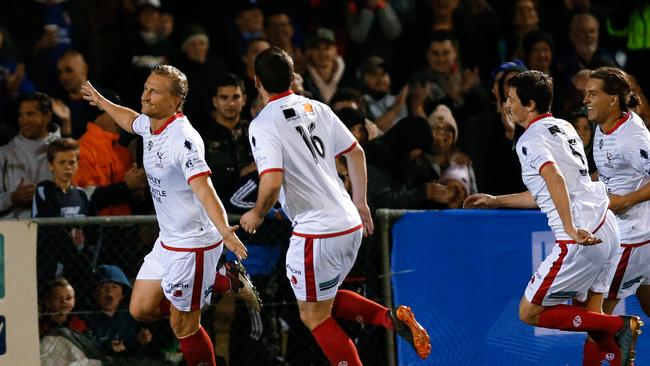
left=178, top=326, right=216, bottom=366
left=159, top=298, right=171, bottom=318
left=332, top=290, right=392, bottom=329
left=212, top=268, right=231, bottom=294
left=583, top=339, right=605, bottom=366
left=538, top=305, right=623, bottom=334
left=311, top=317, right=362, bottom=366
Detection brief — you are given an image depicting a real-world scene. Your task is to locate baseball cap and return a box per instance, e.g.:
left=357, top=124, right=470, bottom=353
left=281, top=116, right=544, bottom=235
left=94, top=264, right=132, bottom=289
left=489, top=60, right=527, bottom=85
left=180, top=25, right=209, bottom=51
left=358, top=56, right=387, bottom=76
left=305, top=27, right=336, bottom=48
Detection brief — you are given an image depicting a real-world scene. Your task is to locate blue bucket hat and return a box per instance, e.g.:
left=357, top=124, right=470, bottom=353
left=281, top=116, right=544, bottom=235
left=95, top=265, right=132, bottom=289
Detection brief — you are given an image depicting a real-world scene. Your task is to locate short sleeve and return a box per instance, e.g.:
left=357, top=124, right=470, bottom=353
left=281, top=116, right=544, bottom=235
left=621, top=126, right=650, bottom=177
left=131, top=114, right=150, bottom=136
left=249, top=120, right=283, bottom=176
left=172, top=129, right=211, bottom=184
left=330, top=110, right=358, bottom=156
left=520, top=135, right=556, bottom=174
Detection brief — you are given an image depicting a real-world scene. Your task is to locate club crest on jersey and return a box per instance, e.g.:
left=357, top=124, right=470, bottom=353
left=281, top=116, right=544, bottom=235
left=147, top=141, right=153, bottom=151
left=156, top=151, right=164, bottom=168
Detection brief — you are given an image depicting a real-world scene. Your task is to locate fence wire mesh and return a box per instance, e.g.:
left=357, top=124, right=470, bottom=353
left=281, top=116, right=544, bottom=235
left=33, top=213, right=393, bottom=366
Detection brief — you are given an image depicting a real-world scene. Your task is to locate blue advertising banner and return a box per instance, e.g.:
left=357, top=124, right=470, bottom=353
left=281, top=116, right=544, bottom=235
left=391, top=210, right=650, bottom=365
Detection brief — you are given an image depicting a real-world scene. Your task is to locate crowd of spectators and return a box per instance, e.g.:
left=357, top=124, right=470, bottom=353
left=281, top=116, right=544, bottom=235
left=2, top=0, right=650, bottom=364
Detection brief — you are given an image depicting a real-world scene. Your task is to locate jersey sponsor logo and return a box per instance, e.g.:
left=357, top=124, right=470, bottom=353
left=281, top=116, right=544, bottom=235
left=547, top=125, right=562, bottom=136
left=303, top=103, right=313, bottom=113
left=185, top=158, right=194, bottom=169
left=282, top=108, right=297, bottom=120
left=286, top=263, right=302, bottom=275
left=147, top=174, right=161, bottom=187
left=150, top=187, right=168, bottom=203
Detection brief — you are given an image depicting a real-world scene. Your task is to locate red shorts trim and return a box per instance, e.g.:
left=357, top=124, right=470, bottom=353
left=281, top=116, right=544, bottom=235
left=607, top=246, right=633, bottom=299
left=190, top=250, right=205, bottom=311
left=187, top=171, right=211, bottom=184
left=304, top=237, right=317, bottom=302
left=532, top=243, right=569, bottom=305
left=621, top=239, right=650, bottom=248
left=259, top=168, right=283, bottom=177
left=293, top=224, right=363, bottom=239
left=161, top=240, right=222, bottom=252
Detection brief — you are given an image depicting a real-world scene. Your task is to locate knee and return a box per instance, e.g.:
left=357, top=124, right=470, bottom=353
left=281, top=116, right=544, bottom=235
left=130, top=301, right=155, bottom=323
left=519, top=301, right=539, bottom=326
left=170, top=314, right=200, bottom=339
left=299, top=308, right=329, bottom=331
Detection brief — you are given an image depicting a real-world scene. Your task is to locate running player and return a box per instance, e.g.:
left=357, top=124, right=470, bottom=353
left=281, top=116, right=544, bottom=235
left=81, top=65, right=258, bottom=366
left=586, top=68, right=650, bottom=316
left=239, top=47, right=431, bottom=365
left=464, top=70, right=642, bottom=366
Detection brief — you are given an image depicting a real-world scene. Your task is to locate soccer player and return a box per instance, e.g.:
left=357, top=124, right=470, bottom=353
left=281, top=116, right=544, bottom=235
left=464, top=70, right=642, bottom=366
left=585, top=68, right=650, bottom=317
left=80, top=65, right=258, bottom=366
left=239, top=47, right=431, bottom=365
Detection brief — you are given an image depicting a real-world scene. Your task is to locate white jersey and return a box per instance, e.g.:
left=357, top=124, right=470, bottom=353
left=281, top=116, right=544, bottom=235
left=249, top=90, right=362, bottom=235
left=516, top=114, right=609, bottom=240
left=132, top=113, right=221, bottom=248
left=593, top=112, right=650, bottom=244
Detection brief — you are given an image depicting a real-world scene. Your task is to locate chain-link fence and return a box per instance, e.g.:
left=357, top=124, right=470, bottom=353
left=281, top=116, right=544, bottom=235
left=33, top=211, right=396, bottom=366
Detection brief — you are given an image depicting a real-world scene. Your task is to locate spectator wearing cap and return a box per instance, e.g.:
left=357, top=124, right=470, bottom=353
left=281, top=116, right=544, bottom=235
left=302, top=27, right=350, bottom=103
left=128, top=0, right=172, bottom=106
left=364, top=116, right=456, bottom=210
left=72, top=89, right=146, bottom=217
left=174, top=25, right=226, bottom=123
left=85, top=265, right=149, bottom=358
left=358, top=56, right=408, bottom=132
left=427, top=104, right=477, bottom=208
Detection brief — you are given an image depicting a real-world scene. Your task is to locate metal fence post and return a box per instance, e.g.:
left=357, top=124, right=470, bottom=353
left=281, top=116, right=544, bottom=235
left=377, top=208, right=396, bottom=366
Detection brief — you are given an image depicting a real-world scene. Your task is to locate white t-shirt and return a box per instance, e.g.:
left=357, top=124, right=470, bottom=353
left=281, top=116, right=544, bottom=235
left=132, top=113, right=221, bottom=248
left=516, top=114, right=609, bottom=240
left=593, top=112, right=650, bottom=244
left=249, top=91, right=362, bottom=235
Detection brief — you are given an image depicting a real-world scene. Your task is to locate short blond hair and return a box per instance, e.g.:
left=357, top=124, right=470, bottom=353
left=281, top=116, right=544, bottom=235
left=151, top=65, right=189, bottom=111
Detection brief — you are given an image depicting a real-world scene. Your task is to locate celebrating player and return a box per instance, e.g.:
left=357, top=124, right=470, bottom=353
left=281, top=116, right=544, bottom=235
left=464, top=70, right=642, bottom=366
left=585, top=68, right=650, bottom=316
left=239, top=47, right=431, bottom=365
left=81, top=65, right=259, bottom=366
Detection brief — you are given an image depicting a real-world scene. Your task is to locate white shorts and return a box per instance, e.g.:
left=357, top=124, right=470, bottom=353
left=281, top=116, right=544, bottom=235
left=286, top=225, right=363, bottom=302
left=136, top=237, right=223, bottom=312
left=525, top=211, right=620, bottom=306
left=606, top=239, right=650, bottom=300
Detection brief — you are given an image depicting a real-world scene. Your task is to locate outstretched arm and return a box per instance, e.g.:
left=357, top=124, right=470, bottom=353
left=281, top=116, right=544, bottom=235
left=80, top=81, right=138, bottom=134
left=463, top=191, right=538, bottom=209
left=190, top=175, right=248, bottom=260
